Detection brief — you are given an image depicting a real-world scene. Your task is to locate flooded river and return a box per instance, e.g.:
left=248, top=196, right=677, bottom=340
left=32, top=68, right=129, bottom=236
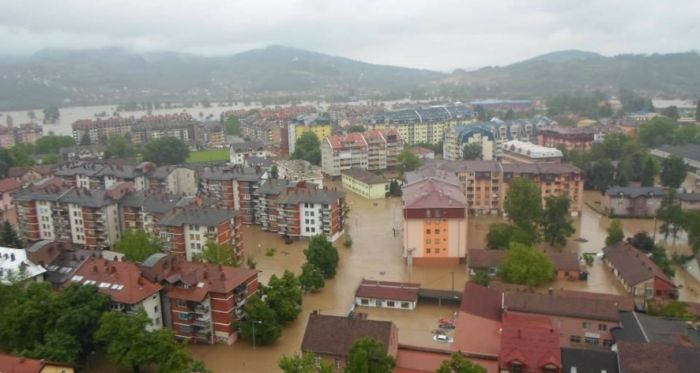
left=86, top=189, right=700, bottom=372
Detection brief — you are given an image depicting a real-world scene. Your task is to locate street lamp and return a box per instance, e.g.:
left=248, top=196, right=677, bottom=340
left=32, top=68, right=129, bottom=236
left=251, top=320, right=263, bottom=350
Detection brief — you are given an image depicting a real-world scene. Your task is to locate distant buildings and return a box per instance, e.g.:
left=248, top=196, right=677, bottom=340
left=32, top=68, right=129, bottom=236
left=131, top=115, right=200, bottom=149
left=501, top=140, right=563, bottom=164
left=401, top=177, right=468, bottom=264
left=650, top=144, right=700, bottom=185
left=0, top=178, right=21, bottom=220
left=0, top=122, right=43, bottom=148
left=602, top=242, right=678, bottom=300
left=321, top=130, right=403, bottom=177
left=287, top=114, right=333, bottom=155
left=538, top=126, right=597, bottom=151
left=603, top=186, right=665, bottom=217
left=364, top=105, right=473, bottom=146
left=341, top=168, right=389, bottom=200
left=301, top=312, right=399, bottom=372
left=229, top=140, right=268, bottom=165
left=468, top=99, right=535, bottom=112
left=201, top=121, right=226, bottom=148
left=411, top=146, right=435, bottom=160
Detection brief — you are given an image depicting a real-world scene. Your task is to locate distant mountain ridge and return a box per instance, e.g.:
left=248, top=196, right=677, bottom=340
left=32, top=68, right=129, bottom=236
left=1, top=46, right=699, bottom=111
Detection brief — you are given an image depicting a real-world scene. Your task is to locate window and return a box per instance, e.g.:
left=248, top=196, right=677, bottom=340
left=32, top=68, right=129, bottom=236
left=570, top=335, right=581, bottom=343
left=598, top=323, right=608, bottom=331
left=401, top=302, right=409, bottom=308
left=178, top=313, right=190, bottom=321
left=582, top=322, right=591, bottom=329
left=387, top=301, right=395, bottom=307
left=585, top=337, right=600, bottom=346
left=426, top=249, right=431, bottom=254
left=335, top=359, right=341, bottom=369
left=312, top=355, right=321, bottom=367
left=510, top=362, right=523, bottom=373
left=361, top=299, right=369, bottom=305
left=434, top=229, right=440, bottom=234
left=426, top=229, right=431, bottom=234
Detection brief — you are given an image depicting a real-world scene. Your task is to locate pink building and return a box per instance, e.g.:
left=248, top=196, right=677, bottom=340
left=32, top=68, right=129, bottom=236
left=0, top=178, right=21, bottom=220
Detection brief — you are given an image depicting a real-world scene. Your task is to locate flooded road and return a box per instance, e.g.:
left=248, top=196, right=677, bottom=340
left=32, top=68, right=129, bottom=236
left=87, top=189, right=700, bottom=372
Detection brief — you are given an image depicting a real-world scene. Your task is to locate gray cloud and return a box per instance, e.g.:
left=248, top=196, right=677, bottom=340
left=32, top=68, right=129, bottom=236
left=0, top=0, right=698, bottom=70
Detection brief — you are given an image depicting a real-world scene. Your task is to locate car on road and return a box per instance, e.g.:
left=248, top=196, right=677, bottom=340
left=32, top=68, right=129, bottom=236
left=433, top=334, right=453, bottom=343
left=439, top=323, right=456, bottom=329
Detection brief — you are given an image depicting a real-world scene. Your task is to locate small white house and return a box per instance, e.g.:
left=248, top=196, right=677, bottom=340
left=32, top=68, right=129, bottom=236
left=229, top=141, right=268, bottom=165
left=0, top=247, right=46, bottom=285
left=354, top=279, right=419, bottom=311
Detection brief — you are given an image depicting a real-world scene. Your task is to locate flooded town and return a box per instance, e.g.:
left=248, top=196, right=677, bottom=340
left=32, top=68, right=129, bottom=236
left=2, top=3, right=700, bottom=373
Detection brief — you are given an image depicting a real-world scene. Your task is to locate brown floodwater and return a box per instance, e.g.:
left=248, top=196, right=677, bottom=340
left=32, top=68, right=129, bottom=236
left=87, top=189, right=700, bottom=372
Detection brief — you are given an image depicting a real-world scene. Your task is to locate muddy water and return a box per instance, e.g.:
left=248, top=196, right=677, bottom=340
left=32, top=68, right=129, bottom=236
left=87, top=189, right=700, bottom=372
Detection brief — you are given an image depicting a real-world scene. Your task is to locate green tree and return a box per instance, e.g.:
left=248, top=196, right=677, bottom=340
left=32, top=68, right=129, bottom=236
left=389, top=180, right=402, bottom=196
left=188, top=361, right=214, bottom=373
left=685, top=210, right=700, bottom=253
left=279, top=353, right=333, bottom=373
left=193, top=241, right=239, bottom=266
left=223, top=115, right=241, bottom=135
left=498, top=243, right=555, bottom=287
left=10, top=143, right=35, bottom=166
left=299, top=262, right=325, bottom=293
left=462, top=143, right=482, bottom=160
left=486, top=223, right=515, bottom=250
left=541, top=195, right=575, bottom=247
left=240, top=295, right=282, bottom=346
left=639, top=117, right=677, bottom=148
left=345, top=337, right=396, bottom=373
left=650, top=300, right=694, bottom=320
left=0, top=148, right=14, bottom=178
left=113, top=230, right=162, bottom=263
left=96, top=311, right=192, bottom=373
left=659, top=156, right=687, bottom=188
left=292, top=132, right=322, bottom=165
left=265, top=270, right=303, bottom=325
left=35, top=135, right=75, bottom=154
left=658, top=190, right=684, bottom=244
left=436, top=352, right=487, bottom=373
left=661, top=106, right=680, bottom=120
left=104, top=135, right=134, bottom=159
left=650, top=245, right=675, bottom=277
left=43, top=107, right=60, bottom=123
left=605, top=219, right=624, bottom=247
left=588, top=160, right=615, bottom=192
left=696, top=99, right=700, bottom=122
left=270, top=165, right=279, bottom=179
left=304, top=235, right=340, bottom=279
left=397, top=148, right=421, bottom=175
left=142, top=137, right=190, bottom=165
left=641, top=157, right=656, bottom=187
left=470, top=270, right=491, bottom=287
left=0, top=221, right=22, bottom=248
left=503, top=178, right=542, bottom=244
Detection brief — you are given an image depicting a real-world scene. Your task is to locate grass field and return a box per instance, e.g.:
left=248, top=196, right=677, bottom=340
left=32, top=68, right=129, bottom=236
left=186, top=149, right=229, bottom=163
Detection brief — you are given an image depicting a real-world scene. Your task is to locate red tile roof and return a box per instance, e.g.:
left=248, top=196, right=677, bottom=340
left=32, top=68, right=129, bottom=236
left=0, top=353, right=72, bottom=373
left=67, top=257, right=161, bottom=305
left=499, top=313, right=561, bottom=372
left=0, top=178, right=21, bottom=193
left=552, top=289, right=635, bottom=312
left=326, top=132, right=368, bottom=150
left=355, top=279, right=420, bottom=302
left=460, top=282, right=502, bottom=321
left=504, top=291, right=620, bottom=322
left=402, top=178, right=468, bottom=209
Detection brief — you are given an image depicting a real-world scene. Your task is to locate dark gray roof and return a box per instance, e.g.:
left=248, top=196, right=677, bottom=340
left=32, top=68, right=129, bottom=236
left=141, top=253, right=169, bottom=268
left=149, top=165, right=192, bottom=179
left=13, top=184, right=72, bottom=202
left=25, top=240, right=58, bottom=253
left=230, top=140, right=265, bottom=152
left=405, top=165, right=461, bottom=186
left=132, top=120, right=198, bottom=131
left=119, top=191, right=185, bottom=213
left=159, top=207, right=238, bottom=227
left=257, top=179, right=293, bottom=195
left=561, top=348, right=618, bottom=373
left=613, top=311, right=700, bottom=347
left=60, top=189, right=115, bottom=208
left=246, top=156, right=273, bottom=168
left=605, top=186, right=665, bottom=198
left=341, top=168, right=387, bottom=185
left=654, top=144, right=700, bottom=162
left=44, top=249, right=94, bottom=286
left=679, top=193, right=700, bottom=202
left=200, top=165, right=263, bottom=182
left=277, top=188, right=344, bottom=205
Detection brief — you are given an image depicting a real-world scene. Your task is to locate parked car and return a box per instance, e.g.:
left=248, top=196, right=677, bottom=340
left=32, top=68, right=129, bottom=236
left=439, top=317, right=454, bottom=325
left=439, top=323, right=456, bottom=330
left=433, top=334, right=453, bottom=343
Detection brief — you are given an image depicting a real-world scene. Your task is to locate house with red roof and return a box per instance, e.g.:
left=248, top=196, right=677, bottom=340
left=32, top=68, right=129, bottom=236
left=0, top=353, right=74, bottom=373
left=354, top=279, right=420, bottom=310
left=499, top=313, right=562, bottom=373
left=66, top=257, right=163, bottom=331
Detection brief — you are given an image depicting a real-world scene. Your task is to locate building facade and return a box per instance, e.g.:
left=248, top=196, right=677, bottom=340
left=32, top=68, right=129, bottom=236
left=341, top=168, right=389, bottom=200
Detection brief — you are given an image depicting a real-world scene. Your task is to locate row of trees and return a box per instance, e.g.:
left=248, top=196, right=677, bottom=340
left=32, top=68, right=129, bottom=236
left=0, top=282, right=209, bottom=372
left=0, top=135, right=76, bottom=177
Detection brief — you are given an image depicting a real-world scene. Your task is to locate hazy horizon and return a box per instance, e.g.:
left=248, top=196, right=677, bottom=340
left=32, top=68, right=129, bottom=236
left=2, top=0, right=699, bottom=71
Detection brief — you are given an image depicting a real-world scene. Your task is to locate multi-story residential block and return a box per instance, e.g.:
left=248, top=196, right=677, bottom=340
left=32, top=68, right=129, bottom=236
left=275, top=159, right=324, bottom=188
left=0, top=122, right=44, bottom=147
left=255, top=179, right=295, bottom=233
left=201, top=121, right=226, bottom=148
left=443, top=118, right=553, bottom=160
left=501, top=140, right=563, bottom=164
left=147, top=166, right=197, bottom=196
left=401, top=178, right=468, bottom=264
left=119, top=190, right=192, bottom=233
left=321, top=130, right=403, bottom=177
left=157, top=206, right=242, bottom=261
left=288, top=114, right=333, bottom=154
left=131, top=115, right=201, bottom=149
left=365, top=105, right=474, bottom=145
left=199, top=165, right=265, bottom=224
left=54, top=161, right=154, bottom=190
left=276, top=185, right=345, bottom=242
left=229, top=140, right=268, bottom=165
left=500, top=163, right=584, bottom=216
left=603, top=186, right=664, bottom=217
left=538, top=126, right=596, bottom=151
left=67, top=257, right=163, bottom=330
left=240, top=116, right=282, bottom=146
left=140, top=253, right=259, bottom=344
left=72, top=117, right=134, bottom=145
left=341, top=168, right=389, bottom=200
left=14, top=180, right=132, bottom=248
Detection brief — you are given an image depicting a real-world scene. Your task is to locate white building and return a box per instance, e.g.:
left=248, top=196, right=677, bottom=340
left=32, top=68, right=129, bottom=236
left=0, top=247, right=46, bottom=285
left=229, top=141, right=267, bottom=165
left=354, top=279, right=419, bottom=310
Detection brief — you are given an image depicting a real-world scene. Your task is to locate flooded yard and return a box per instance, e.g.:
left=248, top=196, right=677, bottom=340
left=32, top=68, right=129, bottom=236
left=88, top=189, right=700, bottom=372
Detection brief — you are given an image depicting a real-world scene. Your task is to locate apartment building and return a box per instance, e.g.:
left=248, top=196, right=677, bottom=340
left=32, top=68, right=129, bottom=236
left=365, top=105, right=474, bottom=145
left=287, top=114, right=333, bottom=154
left=275, top=159, right=324, bottom=188
left=54, top=161, right=154, bottom=190
left=501, top=163, right=584, bottom=216
left=321, top=130, right=404, bottom=177
left=131, top=115, right=201, bottom=149
left=67, top=257, right=163, bottom=330
left=538, top=126, right=596, bottom=151
left=401, top=178, right=468, bottom=264
left=229, top=140, right=268, bottom=165
left=443, top=118, right=550, bottom=161
left=341, top=168, right=389, bottom=200
left=157, top=206, right=242, bottom=261
left=140, top=253, right=259, bottom=344
left=276, top=185, right=345, bottom=242
left=0, top=122, right=43, bottom=148
left=14, top=180, right=132, bottom=248
left=501, top=140, right=563, bottom=164
left=240, top=117, right=281, bottom=146
left=201, top=121, right=226, bottom=148
left=147, top=166, right=197, bottom=196
left=255, top=179, right=295, bottom=233
left=199, top=165, right=265, bottom=224
left=119, top=190, right=192, bottom=233
left=72, top=117, right=134, bottom=145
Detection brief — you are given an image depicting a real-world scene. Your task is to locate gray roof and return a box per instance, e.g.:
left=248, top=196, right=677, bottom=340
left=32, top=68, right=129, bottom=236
left=141, top=253, right=169, bottom=268
left=119, top=191, right=186, bottom=214
left=606, top=186, right=665, bottom=198
left=258, top=179, right=294, bottom=195
left=13, top=184, right=72, bottom=202
left=613, top=311, right=700, bottom=347
left=200, top=165, right=263, bottom=182
left=44, top=248, right=94, bottom=286
left=60, top=188, right=116, bottom=208
left=277, top=188, right=344, bottom=205
left=132, top=120, right=197, bottom=131
left=25, top=240, right=58, bottom=253
left=230, top=140, right=265, bottom=152
left=341, top=168, right=387, bottom=185
left=654, top=144, right=700, bottom=162
left=149, top=165, right=192, bottom=179
left=406, top=165, right=461, bottom=186
left=159, top=207, right=238, bottom=227
left=561, top=348, right=619, bottom=373
left=679, top=193, right=700, bottom=202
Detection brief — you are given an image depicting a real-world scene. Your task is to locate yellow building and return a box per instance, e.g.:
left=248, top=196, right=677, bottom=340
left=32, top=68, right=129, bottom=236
left=294, top=123, right=333, bottom=142
left=364, top=106, right=474, bottom=146
left=341, top=168, right=389, bottom=200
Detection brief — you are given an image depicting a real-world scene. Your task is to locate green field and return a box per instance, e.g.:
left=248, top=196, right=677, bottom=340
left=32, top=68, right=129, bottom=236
left=186, top=149, right=229, bottom=163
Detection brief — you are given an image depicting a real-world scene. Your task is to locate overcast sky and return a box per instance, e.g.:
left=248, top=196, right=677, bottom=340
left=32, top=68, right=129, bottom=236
left=1, top=0, right=699, bottom=71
